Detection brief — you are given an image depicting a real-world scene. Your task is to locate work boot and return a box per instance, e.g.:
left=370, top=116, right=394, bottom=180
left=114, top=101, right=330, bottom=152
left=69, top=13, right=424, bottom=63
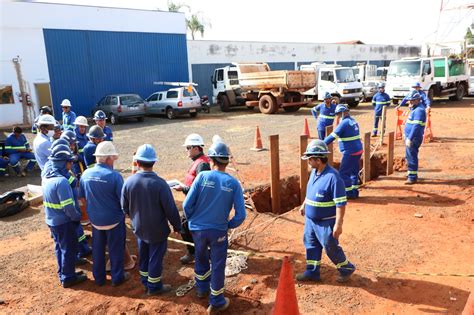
left=336, top=273, right=354, bottom=283
left=296, top=273, right=321, bottom=282
left=62, top=274, right=87, bottom=288
left=147, top=284, right=172, bottom=296
left=20, top=170, right=27, bottom=177
left=180, top=253, right=195, bottom=265
left=75, top=258, right=88, bottom=266
left=112, top=271, right=131, bottom=287
left=371, top=133, right=377, bottom=138
left=207, top=297, right=230, bottom=314
left=405, top=178, right=417, bottom=185
left=197, top=290, right=210, bottom=299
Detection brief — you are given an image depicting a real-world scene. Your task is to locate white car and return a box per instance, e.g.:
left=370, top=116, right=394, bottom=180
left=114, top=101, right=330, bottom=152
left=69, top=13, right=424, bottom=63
left=145, top=86, right=202, bottom=119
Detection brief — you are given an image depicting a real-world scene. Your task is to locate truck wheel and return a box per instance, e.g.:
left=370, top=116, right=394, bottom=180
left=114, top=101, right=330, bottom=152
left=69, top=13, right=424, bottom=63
left=110, top=113, right=119, bottom=125
left=137, top=116, right=144, bottom=122
left=283, top=106, right=301, bottom=112
left=348, top=101, right=359, bottom=108
left=392, top=99, right=399, bottom=105
left=331, top=96, right=340, bottom=105
left=258, top=95, right=277, bottom=114
left=166, top=107, right=175, bottom=119
left=218, top=95, right=231, bottom=112
left=449, top=84, right=465, bottom=101
left=428, top=87, right=435, bottom=102
left=190, top=112, right=198, bottom=118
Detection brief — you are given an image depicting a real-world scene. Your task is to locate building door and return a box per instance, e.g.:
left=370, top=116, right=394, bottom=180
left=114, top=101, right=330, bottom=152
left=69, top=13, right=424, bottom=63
left=34, top=83, right=53, bottom=115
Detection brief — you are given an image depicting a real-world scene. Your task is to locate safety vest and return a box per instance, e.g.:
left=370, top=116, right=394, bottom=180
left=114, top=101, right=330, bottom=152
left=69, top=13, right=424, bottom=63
left=184, top=154, right=210, bottom=186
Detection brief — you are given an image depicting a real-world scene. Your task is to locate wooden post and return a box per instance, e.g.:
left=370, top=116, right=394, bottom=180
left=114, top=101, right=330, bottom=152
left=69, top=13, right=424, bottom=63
left=299, top=135, right=309, bottom=203
left=387, top=131, right=395, bottom=175
left=363, top=132, right=371, bottom=183
left=379, top=105, right=388, bottom=145
left=325, top=125, right=334, bottom=166
left=269, top=135, right=280, bottom=214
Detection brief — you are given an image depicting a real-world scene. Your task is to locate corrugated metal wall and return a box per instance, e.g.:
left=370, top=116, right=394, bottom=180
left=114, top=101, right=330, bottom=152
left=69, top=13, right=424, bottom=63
left=43, top=29, right=189, bottom=118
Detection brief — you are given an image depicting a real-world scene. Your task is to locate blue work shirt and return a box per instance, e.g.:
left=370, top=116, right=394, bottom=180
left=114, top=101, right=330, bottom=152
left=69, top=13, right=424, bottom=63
left=79, top=163, right=124, bottom=226
left=371, top=92, right=391, bottom=116
left=311, top=103, right=337, bottom=131
left=305, top=165, right=347, bottom=221
left=183, top=170, right=246, bottom=231
left=62, top=111, right=77, bottom=131
left=404, top=104, right=426, bottom=141
left=400, top=89, right=431, bottom=108
left=75, top=127, right=89, bottom=157
left=103, top=126, right=113, bottom=142
left=43, top=173, right=80, bottom=226
left=33, top=133, right=52, bottom=170
left=324, top=115, right=363, bottom=155
left=122, top=171, right=181, bottom=243
left=83, top=141, right=97, bottom=168
left=5, top=133, right=30, bottom=154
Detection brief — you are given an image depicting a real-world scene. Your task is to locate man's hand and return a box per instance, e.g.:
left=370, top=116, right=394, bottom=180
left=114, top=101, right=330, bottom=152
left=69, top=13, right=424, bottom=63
left=172, top=184, right=184, bottom=192
left=426, top=107, right=431, bottom=114
left=333, top=224, right=343, bottom=240
left=405, top=139, right=412, bottom=148
left=299, top=203, right=305, bottom=216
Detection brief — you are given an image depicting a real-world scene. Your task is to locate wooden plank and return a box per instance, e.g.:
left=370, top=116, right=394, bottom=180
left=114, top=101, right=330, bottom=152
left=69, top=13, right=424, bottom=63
left=363, top=132, right=371, bottom=183
left=269, top=135, right=280, bottom=214
left=299, top=135, right=309, bottom=203
left=379, top=105, right=388, bottom=145
left=387, top=131, right=395, bottom=175
left=325, top=125, right=334, bottom=166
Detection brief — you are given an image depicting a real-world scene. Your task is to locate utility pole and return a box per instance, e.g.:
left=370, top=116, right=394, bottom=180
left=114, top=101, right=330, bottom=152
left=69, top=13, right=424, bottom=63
left=12, top=56, right=31, bottom=125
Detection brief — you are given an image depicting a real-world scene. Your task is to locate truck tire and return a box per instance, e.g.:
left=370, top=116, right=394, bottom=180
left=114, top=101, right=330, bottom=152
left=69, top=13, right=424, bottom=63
left=283, top=106, right=301, bottom=112
left=110, top=113, right=119, bottom=125
left=428, top=87, right=435, bottom=102
left=348, top=101, right=359, bottom=108
left=392, top=99, right=399, bottom=105
left=218, top=95, right=231, bottom=112
left=449, top=84, right=465, bottom=101
left=259, top=95, right=277, bottom=114
left=331, top=96, right=340, bottom=105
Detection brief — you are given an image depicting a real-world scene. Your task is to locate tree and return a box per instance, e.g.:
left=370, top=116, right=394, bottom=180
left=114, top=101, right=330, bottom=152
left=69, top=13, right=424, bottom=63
left=186, top=14, right=205, bottom=40
left=167, top=1, right=189, bottom=13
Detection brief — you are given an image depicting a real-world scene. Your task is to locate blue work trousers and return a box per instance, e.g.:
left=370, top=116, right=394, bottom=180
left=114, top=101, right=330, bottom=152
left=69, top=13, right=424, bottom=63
left=339, top=153, right=361, bottom=199
left=9, top=152, right=36, bottom=173
left=303, top=217, right=355, bottom=280
left=317, top=129, right=326, bottom=140
left=406, top=138, right=422, bottom=180
left=192, top=229, right=228, bottom=308
left=0, top=158, right=7, bottom=176
left=76, top=224, right=91, bottom=258
left=91, top=220, right=125, bottom=285
left=49, top=221, right=79, bottom=284
left=138, top=238, right=167, bottom=292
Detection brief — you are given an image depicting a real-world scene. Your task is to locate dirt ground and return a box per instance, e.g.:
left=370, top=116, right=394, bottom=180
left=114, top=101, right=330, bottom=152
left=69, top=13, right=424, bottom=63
left=0, top=99, right=473, bottom=314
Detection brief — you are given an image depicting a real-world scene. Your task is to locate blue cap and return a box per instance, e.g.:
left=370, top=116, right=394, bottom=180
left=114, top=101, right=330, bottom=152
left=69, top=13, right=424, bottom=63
left=49, top=144, right=75, bottom=161
left=54, top=122, right=61, bottom=130
left=301, top=140, right=330, bottom=160
left=407, top=90, right=421, bottom=100
left=94, top=110, right=107, bottom=121
left=378, top=82, right=385, bottom=88
left=50, top=138, right=70, bottom=150
left=335, top=104, right=349, bottom=114
left=133, top=144, right=157, bottom=162
left=208, top=142, right=230, bottom=158
left=411, top=82, right=421, bottom=88
left=323, top=92, right=332, bottom=99
left=61, top=130, right=77, bottom=144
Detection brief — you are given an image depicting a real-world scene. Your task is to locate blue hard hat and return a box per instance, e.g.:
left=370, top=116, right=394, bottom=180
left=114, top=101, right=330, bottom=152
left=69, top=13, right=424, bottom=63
left=94, top=110, right=107, bottom=121
left=378, top=82, right=385, bottom=88
left=323, top=92, right=332, bottom=99
left=335, top=104, right=349, bottom=114
left=411, top=82, right=421, bottom=88
left=133, top=144, right=157, bottom=162
left=407, top=90, right=421, bottom=100
left=61, top=130, right=77, bottom=144
left=208, top=142, right=230, bottom=158
left=54, top=122, right=61, bottom=130
left=50, top=138, right=70, bottom=150
left=87, top=125, right=105, bottom=139
left=301, top=140, right=330, bottom=160
left=49, top=144, right=75, bottom=162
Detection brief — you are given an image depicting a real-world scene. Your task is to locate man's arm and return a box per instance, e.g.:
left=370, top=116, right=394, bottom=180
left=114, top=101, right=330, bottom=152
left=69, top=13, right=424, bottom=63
left=120, top=183, right=129, bottom=216
left=324, top=123, right=342, bottom=145
left=183, top=173, right=202, bottom=218
left=160, top=185, right=182, bottom=232
left=57, top=180, right=81, bottom=222
left=311, top=105, right=320, bottom=119
left=332, top=176, right=348, bottom=240
left=228, top=181, right=246, bottom=229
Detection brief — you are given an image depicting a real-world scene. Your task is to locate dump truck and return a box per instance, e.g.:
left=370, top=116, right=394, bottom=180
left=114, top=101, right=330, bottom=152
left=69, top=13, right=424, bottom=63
left=211, top=62, right=315, bottom=114
left=385, top=56, right=469, bottom=103
left=300, top=62, right=363, bottom=107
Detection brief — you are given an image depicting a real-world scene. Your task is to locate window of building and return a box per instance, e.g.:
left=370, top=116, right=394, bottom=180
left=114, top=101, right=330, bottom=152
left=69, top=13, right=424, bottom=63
left=0, top=85, right=14, bottom=104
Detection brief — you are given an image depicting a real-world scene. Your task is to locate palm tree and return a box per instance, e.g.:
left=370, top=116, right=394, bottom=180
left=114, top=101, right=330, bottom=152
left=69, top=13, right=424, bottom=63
left=187, top=14, right=205, bottom=40
left=167, top=1, right=189, bottom=12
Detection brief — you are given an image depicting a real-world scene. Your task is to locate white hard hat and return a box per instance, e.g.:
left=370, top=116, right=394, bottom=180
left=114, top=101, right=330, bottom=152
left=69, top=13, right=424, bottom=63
left=212, top=135, right=223, bottom=144
left=183, top=133, right=204, bottom=147
left=37, top=114, right=56, bottom=125
left=61, top=99, right=72, bottom=107
left=74, top=116, right=88, bottom=126
left=94, top=141, right=118, bottom=157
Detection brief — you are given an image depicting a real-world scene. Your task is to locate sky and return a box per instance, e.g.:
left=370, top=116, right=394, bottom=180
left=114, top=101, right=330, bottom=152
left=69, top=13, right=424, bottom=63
left=35, top=0, right=473, bottom=45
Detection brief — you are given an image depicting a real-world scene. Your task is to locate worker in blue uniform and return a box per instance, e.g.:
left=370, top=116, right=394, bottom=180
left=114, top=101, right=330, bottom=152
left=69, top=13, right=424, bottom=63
left=296, top=140, right=355, bottom=283
left=74, top=116, right=89, bottom=159
left=122, top=144, right=181, bottom=295
left=61, top=130, right=83, bottom=178
left=61, top=99, right=77, bottom=131
left=5, top=126, right=36, bottom=177
left=94, top=110, right=113, bottom=141
left=371, top=83, right=391, bottom=137
left=33, top=114, right=56, bottom=171
left=400, top=82, right=431, bottom=111
left=42, top=144, right=87, bottom=288
left=79, top=141, right=129, bottom=286
left=404, top=91, right=426, bottom=185
left=324, top=104, right=363, bottom=199
left=83, top=126, right=105, bottom=168
left=311, top=92, right=337, bottom=139
left=183, top=141, right=246, bottom=313
left=32, top=106, right=53, bottom=134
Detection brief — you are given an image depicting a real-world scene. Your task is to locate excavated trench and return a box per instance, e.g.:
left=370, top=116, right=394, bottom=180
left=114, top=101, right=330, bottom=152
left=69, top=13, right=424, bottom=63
left=248, top=154, right=406, bottom=214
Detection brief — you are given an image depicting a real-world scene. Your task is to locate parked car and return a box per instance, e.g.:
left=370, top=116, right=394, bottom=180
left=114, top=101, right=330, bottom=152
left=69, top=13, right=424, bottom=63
left=145, top=86, right=202, bottom=119
left=91, top=94, right=146, bottom=125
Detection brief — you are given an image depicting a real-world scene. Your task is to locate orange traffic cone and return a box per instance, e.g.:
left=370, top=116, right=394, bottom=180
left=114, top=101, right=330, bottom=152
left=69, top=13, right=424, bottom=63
left=79, top=198, right=89, bottom=225
left=131, top=152, right=139, bottom=174
left=302, top=118, right=311, bottom=138
left=463, top=292, right=474, bottom=315
left=272, top=256, right=299, bottom=315
left=250, top=126, right=265, bottom=151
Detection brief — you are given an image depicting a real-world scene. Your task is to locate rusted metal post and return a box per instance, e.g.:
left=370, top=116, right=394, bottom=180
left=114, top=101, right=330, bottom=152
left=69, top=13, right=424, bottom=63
left=363, top=132, right=371, bottom=183
left=325, top=125, right=334, bottom=166
left=387, top=131, right=395, bottom=175
left=269, top=135, right=280, bottom=214
left=299, top=135, right=309, bottom=203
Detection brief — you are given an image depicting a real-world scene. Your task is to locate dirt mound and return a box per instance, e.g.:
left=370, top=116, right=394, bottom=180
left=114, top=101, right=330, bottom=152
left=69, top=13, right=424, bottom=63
left=249, top=175, right=301, bottom=214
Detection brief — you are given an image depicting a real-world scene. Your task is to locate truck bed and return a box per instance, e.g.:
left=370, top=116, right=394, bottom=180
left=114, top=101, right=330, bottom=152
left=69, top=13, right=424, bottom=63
left=238, top=70, right=316, bottom=92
